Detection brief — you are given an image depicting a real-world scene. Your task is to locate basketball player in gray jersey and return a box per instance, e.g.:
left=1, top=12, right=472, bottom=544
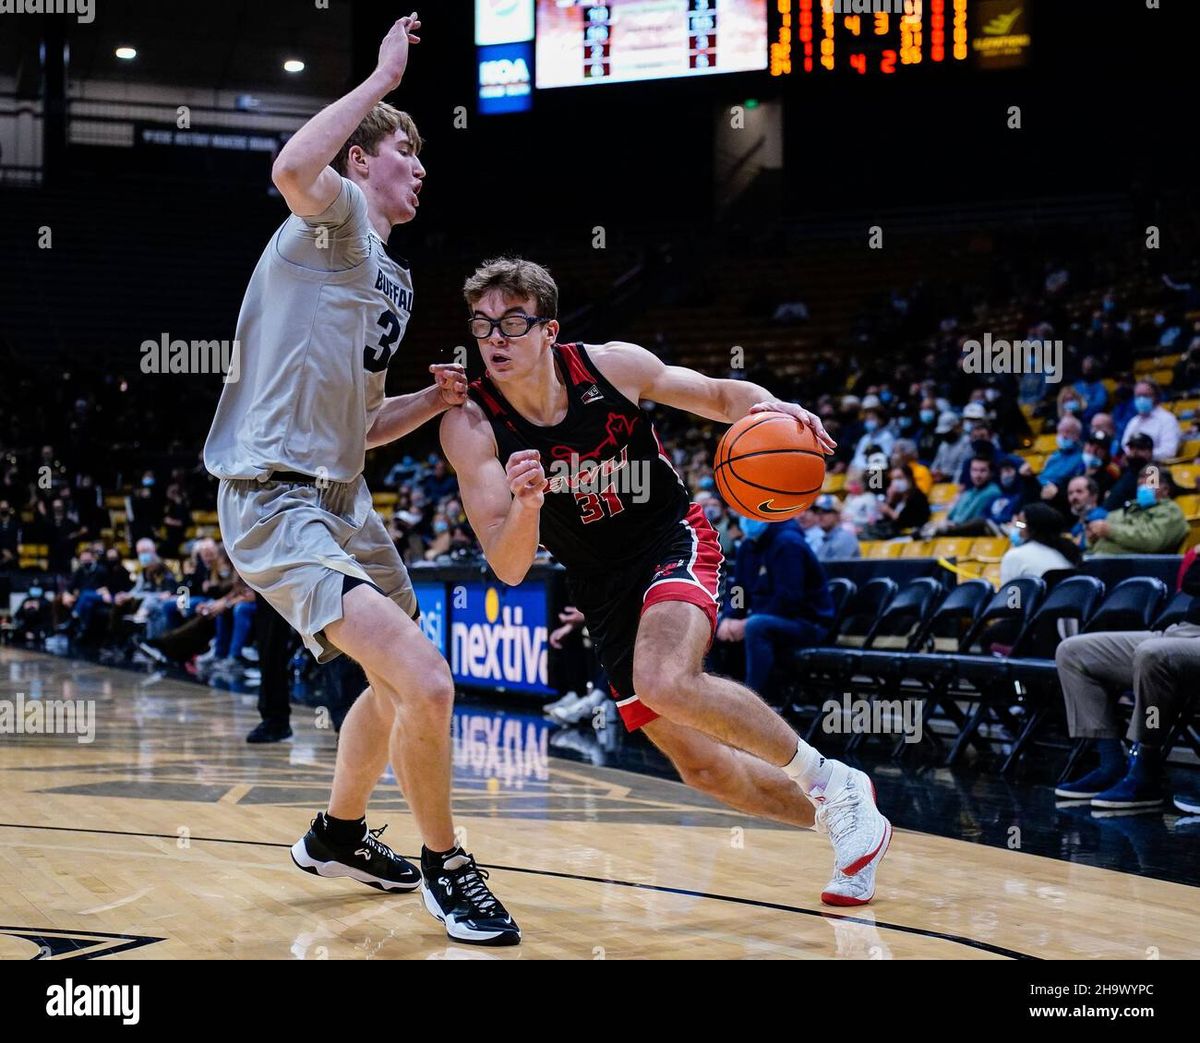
left=203, top=14, right=519, bottom=946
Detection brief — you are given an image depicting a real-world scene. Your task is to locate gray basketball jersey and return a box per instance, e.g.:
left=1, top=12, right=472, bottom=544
left=203, top=176, right=414, bottom=483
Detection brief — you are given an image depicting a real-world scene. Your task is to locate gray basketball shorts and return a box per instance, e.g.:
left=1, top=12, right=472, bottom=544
left=216, top=475, right=418, bottom=664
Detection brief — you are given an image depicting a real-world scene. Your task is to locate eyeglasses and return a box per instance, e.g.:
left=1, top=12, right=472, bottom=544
left=468, top=314, right=552, bottom=340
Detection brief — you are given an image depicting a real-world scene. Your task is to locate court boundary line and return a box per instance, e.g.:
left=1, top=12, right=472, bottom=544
left=0, top=821, right=1035, bottom=959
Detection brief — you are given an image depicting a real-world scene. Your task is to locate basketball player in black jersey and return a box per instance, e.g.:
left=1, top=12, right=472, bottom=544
left=440, top=258, right=891, bottom=905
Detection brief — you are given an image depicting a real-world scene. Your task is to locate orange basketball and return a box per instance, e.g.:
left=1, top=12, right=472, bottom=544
left=713, top=411, right=826, bottom=521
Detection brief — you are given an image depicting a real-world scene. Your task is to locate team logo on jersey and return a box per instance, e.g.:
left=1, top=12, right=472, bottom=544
left=652, top=560, right=684, bottom=580
left=581, top=384, right=603, bottom=405
left=549, top=412, right=637, bottom=463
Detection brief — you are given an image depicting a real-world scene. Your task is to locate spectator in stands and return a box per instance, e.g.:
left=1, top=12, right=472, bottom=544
left=809, top=494, right=861, bottom=559
left=836, top=476, right=880, bottom=535
left=69, top=546, right=133, bottom=644
left=1081, top=432, right=1120, bottom=501
left=926, top=456, right=1001, bottom=536
left=0, top=499, right=19, bottom=569
left=1070, top=355, right=1108, bottom=421
left=1000, top=503, right=1082, bottom=582
left=987, top=458, right=1040, bottom=531
left=1037, top=415, right=1086, bottom=506
left=1173, top=335, right=1200, bottom=393
left=421, top=458, right=458, bottom=503
left=1103, top=432, right=1155, bottom=510
left=862, top=464, right=929, bottom=539
left=1054, top=553, right=1200, bottom=809
left=713, top=518, right=833, bottom=705
left=849, top=398, right=894, bottom=470
left=797, top=507, right=821, bottom=550
left=1066, top=475, right=1107, bottom=546
left=891, top=439, right=932, bottom=495
left=160, top=482, right=190, bottom=559
left=1056, top=385, right=1088, bottom=422
left=1120, top=379, right=1181, bottom=461
left=930, top=411, right=971, bottom=483
left=42, top=497, right=84, bottom=576
left=1088, top=411, right=1118, bottom=457
left=126, top=471, right=162, bottom=545
left=913, top=396, right=941, bottom=464
left=111, top=538, right=177, bottom=635
left=423, top=511, right=453, bottom=561
left=955, top=419, right=1007, bottom=486
left=0, top=466, right=28, bottom=511
left=1086, top=466, right=1188, bottom=555
left=200, top=572, right=257, bottom=673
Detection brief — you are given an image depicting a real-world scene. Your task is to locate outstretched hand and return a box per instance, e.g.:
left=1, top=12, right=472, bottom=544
left=376, top=13, right=422, bottom=89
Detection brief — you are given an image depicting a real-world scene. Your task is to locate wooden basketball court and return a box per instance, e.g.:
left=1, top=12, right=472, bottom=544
left=2, top=648, right=1197, bottom=960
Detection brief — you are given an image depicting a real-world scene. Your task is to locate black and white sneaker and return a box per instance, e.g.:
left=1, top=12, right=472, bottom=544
left=290, top=816, right=421, bottom=893
left=420, top=848, right=521, bottom=946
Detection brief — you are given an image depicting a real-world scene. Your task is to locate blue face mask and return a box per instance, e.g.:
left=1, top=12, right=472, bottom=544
left=1082, top=453, right=1102, bottom=469
left=1134, top=395, right=1154, bottom=415
left=1009, top=528, right=1024, bottom=547
left=1136, top=486, right=1157, bottom=509
left=434, top=520, right=449, bottom=534
left=137, top=552, right=153, bottom=567
left=898, top=415, right=913, bottom=429
left=741, top=519, right=770, bottom=541
left=920, top=409, right=935, bottom=425
left=142, top=477, right=155, bottom=487
left=1057, top=436, right=1078, bottom=452
left=863, top=419, right=879, bottom=433
left=1063, top=400, right=1080, bottom=413
left=879, top=391, right=894, bottom=404
left=698, top=476, right=715, bottom=491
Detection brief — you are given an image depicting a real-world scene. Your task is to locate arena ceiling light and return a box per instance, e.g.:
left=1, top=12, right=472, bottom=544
left=283, top=59, right=305, bottom=74
left=115, top=46, right=137, bottom=61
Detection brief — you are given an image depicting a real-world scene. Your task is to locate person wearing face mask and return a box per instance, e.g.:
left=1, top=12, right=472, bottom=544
left=1102, top=432, right=1155, bottom=510
left=1000, top=503, right=1082, bottom=583
left=862, top=465, right=930, bottom=540
left=913, top=397, right=941, bottom=464
left=849, top=403, right=894, bottom=471
left=422, top=511, right=453, bottom=561
left=1088, top=411, right=1118, bottom=458
left=1037, top=415, right=1086, bottom=508
left=1080, top=433, right=1119, bottom=500
left=987, top=459, right=1040, bottom=531
left=1066, top=476, right=1107, bottom=546
left=1055, top=387, right=1087, bottom=422
left=712, top=518, right=834, bottom=706
left=1086, top=466, right=1188, bottom=555
left=695, top=492, right=737, bottom=557
left=889, top=440, right=932, bottom=495
left=1120, top=380, right=1180, bottom=461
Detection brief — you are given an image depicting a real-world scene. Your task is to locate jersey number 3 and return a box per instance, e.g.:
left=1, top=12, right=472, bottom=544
left=575, top=487, right=625, bottom=524
left=364, top=309, right=402, bottom=373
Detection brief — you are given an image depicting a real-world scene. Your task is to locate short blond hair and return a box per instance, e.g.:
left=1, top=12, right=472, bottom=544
left=332, top=102, right=422, bottom=176
left=463, top=256, right=558, bottom=318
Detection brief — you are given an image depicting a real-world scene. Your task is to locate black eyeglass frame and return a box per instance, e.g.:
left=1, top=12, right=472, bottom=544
left=468, top=314, right=554, bottom=340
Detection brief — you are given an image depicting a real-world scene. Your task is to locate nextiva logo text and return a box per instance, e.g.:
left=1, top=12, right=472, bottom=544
left=451, top=584, right=549, bottom=693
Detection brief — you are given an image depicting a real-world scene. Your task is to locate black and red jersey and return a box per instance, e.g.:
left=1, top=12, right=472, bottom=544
left=467, top=342, right=690, bottom=573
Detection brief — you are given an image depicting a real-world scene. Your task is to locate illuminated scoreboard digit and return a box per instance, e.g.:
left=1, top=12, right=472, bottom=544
left=768, top=0, right=1028, bottom=76
left=583, top=3, right=612, bottom=81
left=689, top=0, right=718, bottom=71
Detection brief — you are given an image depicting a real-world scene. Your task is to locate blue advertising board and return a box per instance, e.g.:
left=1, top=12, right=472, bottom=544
left=449, top=580, right=551, bottom=695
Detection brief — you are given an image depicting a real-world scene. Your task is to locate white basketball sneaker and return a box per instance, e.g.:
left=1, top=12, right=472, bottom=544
left=820, top=821, right=891, bottom=906
left=811, top=761, right=892, bottom=876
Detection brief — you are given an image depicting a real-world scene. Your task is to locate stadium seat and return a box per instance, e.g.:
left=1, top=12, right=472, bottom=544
left=1009, top=575, right=1106, bottom=660
left=1152, top=590, right=1198, bottom=630
left=1083, top=576, right=1169, bottom=633
left=969, top=537, right=1009, bottom=562
left=1176, top=494, right=1200, bottom=519
left=824, top=577, right=857, bottom=633
left=1170, top=441, right=1200, bottom=466
left=1174, top=464, right=1200, bottom=486
left=932, top=538, right=975, bottom=560
left=862, top=540, right=903, bottom=559
left=821, top=472, right=846, bottom=493
left=1031, top=434, right=1058, bottom=454
left=927, top=483, right=957, bottom=507
left=1169, top=397, right=1200, bottom=419
left=899, top=540, right=934, bottom=558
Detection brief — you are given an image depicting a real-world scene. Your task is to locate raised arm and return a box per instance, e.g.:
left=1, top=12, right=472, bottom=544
left=590, top=341, right=835, bottom=452
left=366, top=363, right=467, bottom=450
left=439, top=401, right=545, bottom=586
left=271, top=14, right=421, bottom=216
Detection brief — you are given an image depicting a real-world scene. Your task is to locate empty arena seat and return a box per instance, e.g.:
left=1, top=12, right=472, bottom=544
left=1083, top=576, right=1169, bottom=633
left=1009, top=575, right=1106, bottom=660
left=913, top=578, right=993, bottom=653
left=862, top=577, right=946, bottom=651
left=824, top=577, right=857, bottom=633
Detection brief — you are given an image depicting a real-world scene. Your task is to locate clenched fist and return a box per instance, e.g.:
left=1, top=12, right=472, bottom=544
left=506, top=449, right=545, bottom=509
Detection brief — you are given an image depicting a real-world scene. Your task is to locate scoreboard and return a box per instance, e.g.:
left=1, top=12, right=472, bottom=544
left=536, top=1, right=769, bottom=89
left=768, top=0, right=1030, bottom=76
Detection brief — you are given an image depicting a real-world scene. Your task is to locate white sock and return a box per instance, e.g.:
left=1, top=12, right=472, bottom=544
left=781, top=740, right=833, bottom=793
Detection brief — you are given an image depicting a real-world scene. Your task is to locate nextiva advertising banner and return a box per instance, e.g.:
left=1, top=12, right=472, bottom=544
left=412, top=581, right=447, bottom=657
left=450, top=581, right=550, bottom=694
